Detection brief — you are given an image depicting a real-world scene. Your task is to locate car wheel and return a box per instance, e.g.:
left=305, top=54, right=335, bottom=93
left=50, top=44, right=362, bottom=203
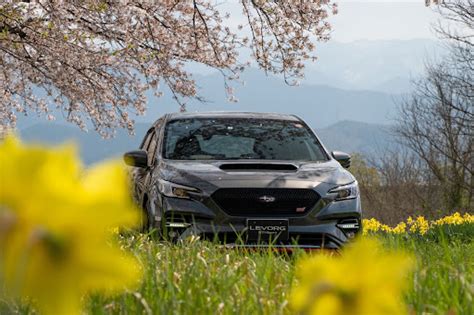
left=141, top=199, right=161, bottom=238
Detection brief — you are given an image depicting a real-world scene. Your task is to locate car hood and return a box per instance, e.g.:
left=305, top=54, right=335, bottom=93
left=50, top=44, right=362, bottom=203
left=158, top=160, right=354, bottom=192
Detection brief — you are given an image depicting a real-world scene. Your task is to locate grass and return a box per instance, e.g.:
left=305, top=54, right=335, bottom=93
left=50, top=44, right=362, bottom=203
left=3, top=224, right=473, bottom=315
left=87, top=236, right=295, bottom=315
left=383, top=230, right=473, bottom=315
left=86, top=224, right=473, bottom=315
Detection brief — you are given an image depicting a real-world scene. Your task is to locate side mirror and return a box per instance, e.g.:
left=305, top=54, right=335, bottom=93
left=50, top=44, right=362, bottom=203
left=332, top=151, right=351, bottom=169
left=123, top=150, right=148, bottom=168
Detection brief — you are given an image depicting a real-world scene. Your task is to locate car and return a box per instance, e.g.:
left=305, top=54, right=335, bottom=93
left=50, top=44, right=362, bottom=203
left=123, top=112, right=361, bottom=249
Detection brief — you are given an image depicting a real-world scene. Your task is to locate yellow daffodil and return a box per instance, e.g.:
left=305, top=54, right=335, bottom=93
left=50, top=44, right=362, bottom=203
left=362, top=218, right=391, bottom=235
left=0, top=136, right=142, bottom=315
left=432, top=212, right=474, bottom=226
left=391, top=222, right=407, bottom=234
left=291, top=237, right=414, bottom=315
left=362, top=212, right=473, bottom=235
left=407, top=216, right=429, bottom=235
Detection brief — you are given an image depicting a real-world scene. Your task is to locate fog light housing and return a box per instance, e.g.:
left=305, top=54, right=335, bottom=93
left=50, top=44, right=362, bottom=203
left=346, top=231, right=356, bottom=239
left=337, top=218, right=360, bottom=238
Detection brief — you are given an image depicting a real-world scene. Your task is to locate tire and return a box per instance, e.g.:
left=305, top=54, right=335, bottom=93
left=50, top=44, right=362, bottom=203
left=141, top=198, right=160, bottom=238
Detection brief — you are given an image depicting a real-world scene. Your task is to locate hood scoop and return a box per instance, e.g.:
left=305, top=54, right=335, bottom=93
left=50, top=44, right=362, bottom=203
left=219, top=163, right=298, bottom=171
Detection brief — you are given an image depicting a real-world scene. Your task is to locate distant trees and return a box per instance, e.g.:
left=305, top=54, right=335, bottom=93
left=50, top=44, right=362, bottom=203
left=395, top=0, right=473, bottom=210
left=0, top=1, right=336, bottom=136
left=352, top=1, right=473, bottom=223
left=350, top=153, right=446, bottom=224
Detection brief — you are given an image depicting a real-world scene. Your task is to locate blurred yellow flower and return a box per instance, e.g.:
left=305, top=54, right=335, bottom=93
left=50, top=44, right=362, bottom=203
left=291, top=237, right=413, bottom=315
left=0, top=136, right=142, bottom=315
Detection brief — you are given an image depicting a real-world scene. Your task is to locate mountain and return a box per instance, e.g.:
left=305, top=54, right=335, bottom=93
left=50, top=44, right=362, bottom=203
left=132, top=68, right=401, bottom=129
left=316, top=120, right=397, bottom=156
left=372, top=76, right=414, bottom=94
left=184, top=39, right=444, bottom=94
left=19, top=120, right=397, bottom=164
left=16, top=67, right=401, bottom=131
left=20, top=123, right=149, bottom=164
left=303, top=39, right=445, bottom=93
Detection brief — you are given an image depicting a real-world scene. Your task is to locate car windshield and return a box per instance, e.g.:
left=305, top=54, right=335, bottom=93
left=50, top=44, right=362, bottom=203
left=163, top=118, right=328, bottom=161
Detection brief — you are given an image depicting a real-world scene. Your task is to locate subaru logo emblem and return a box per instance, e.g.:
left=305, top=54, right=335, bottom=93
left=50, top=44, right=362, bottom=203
left=258, top=195, right=276, bottom=203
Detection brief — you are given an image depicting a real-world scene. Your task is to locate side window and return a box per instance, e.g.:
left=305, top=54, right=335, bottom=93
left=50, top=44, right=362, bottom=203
left=146, top=131, right=158, bottom=165
left=140, top=130, right=153, bottom=150
left=139, top=118, right=164, bottom=165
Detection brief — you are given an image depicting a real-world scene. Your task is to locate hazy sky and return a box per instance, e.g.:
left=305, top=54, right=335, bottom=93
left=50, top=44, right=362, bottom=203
left=332, top=1, right=440, bottom=42
left=223, top=0, right=440, bottom=43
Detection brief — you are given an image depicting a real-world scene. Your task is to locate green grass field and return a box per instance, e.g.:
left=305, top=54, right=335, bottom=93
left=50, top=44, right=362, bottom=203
left=4, top=224, right=473, bottom=315
left=83, top=224, right=473, bottom=315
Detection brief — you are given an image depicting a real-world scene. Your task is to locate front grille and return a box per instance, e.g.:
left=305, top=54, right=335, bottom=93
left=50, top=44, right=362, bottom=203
left=211, top=188, right=320, bottom=217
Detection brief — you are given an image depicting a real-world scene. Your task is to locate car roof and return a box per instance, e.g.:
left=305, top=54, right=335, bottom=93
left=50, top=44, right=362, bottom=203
left=164, top=111, right=301, bottom=122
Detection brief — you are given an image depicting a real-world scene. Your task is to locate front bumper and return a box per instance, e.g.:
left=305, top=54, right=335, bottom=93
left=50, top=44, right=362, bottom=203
left=158, top=193, right=361, bottom=249
left=180, top=221, right=344, bottom=249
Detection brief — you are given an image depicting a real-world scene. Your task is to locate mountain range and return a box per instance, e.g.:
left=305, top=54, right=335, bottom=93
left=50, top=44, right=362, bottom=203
left=302, top=39, right=444, bottom=92
left=17, top=66, right=402, bottom=131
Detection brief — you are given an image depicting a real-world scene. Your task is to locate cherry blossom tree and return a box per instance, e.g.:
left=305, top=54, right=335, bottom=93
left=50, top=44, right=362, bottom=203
left=426, top=0, right=443, bottom=6
left=0, top=0, right=337, bottom=136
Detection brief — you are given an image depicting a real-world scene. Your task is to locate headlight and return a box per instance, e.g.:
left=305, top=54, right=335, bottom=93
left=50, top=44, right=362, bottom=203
left=328, top=181, right=359, bottom=201
left=158, top=179, right=200, bottom=199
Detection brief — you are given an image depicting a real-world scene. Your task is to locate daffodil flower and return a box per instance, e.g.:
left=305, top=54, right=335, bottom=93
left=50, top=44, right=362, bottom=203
left=0, top=136, right=142, bottom=315
left=291, top=237, right=414, bottom=315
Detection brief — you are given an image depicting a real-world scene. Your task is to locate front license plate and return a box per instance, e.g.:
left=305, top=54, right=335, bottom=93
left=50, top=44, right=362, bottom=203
left=247, top=219, right=289, bottom=242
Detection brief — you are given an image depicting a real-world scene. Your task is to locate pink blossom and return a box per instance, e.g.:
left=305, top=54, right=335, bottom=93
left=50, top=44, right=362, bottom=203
left=0, top=0, right=335, bottom=137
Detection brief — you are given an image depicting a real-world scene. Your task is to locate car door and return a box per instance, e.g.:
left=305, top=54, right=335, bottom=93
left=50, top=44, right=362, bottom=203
left=142, top=117, right=165, bottom=199
left=137, top=118, right=166, bottom=207
left=141, top=119, right=166, bottom=226
left=132, top=128, right=156, bottom=206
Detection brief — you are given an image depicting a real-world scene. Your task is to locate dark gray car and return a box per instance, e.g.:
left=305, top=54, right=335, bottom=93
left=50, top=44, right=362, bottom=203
left=124, top=112, right=361, bottom=249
